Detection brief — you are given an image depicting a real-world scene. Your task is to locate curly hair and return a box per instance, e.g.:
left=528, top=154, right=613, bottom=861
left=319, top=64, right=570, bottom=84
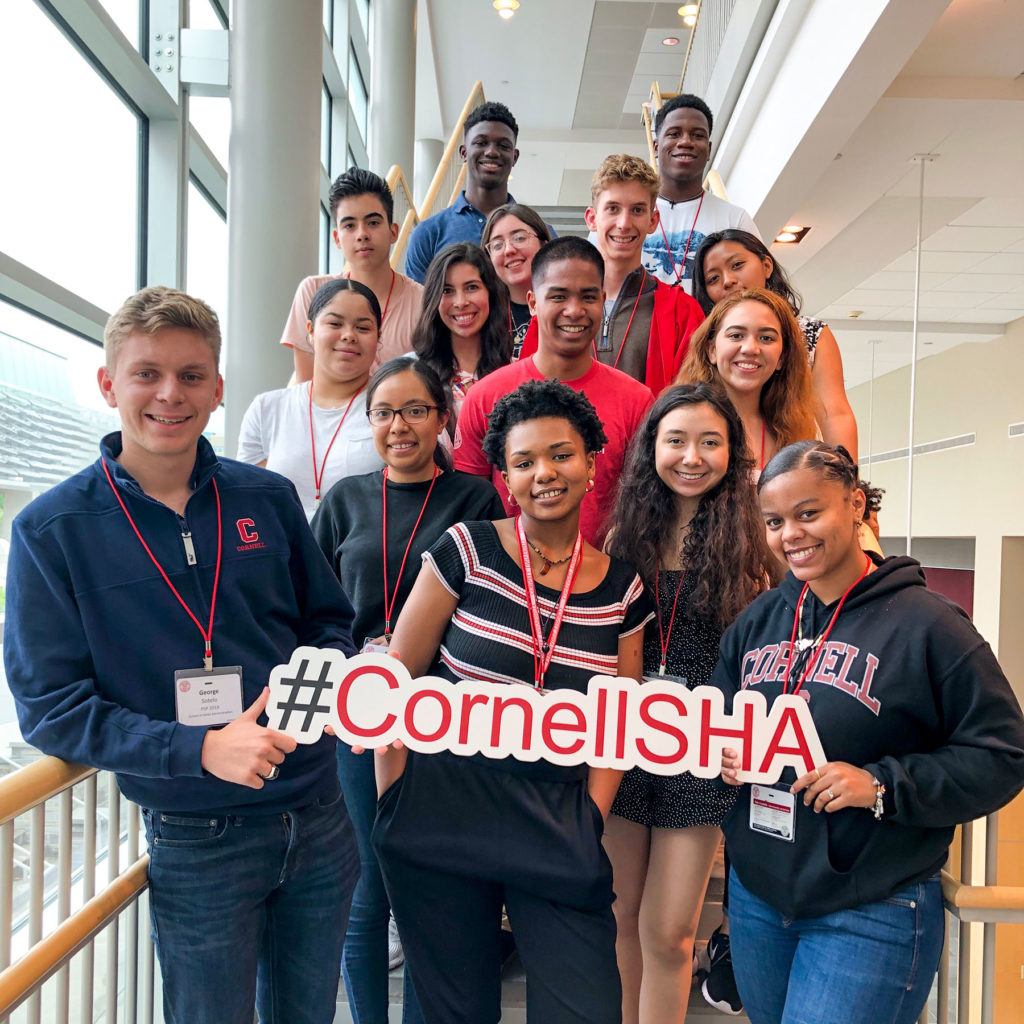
left=607, top=384, right=777, bottom=628
left=482, top=379, right=608, bottom=472
left=412, top=243, right=511, bottom=422
left=692, top=229, right=802, bottom=316
left=654, top=93, right=713, bottom=136
left=676, top=288, right=817, bottom=449
left=464, top=101, right=518, bottom=139
left=590, top=153, right=660, bottom=207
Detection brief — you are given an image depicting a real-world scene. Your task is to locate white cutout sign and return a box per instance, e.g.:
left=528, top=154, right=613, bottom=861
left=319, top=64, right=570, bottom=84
left=266, top=648, right=826, bottom=784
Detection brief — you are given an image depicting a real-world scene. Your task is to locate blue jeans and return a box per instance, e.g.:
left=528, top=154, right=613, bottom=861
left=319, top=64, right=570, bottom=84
left=142, top=789, right=358, bottom=1024
left=729, top=868, right=943, bottom=1024
left=337, top=744, right=424, bottom=1024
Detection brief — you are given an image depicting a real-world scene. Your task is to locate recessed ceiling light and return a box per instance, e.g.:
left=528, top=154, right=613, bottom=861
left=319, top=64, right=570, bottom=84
left=679, top=3, right=698, bottom=26
left=493, top=0, right=519, bottom=19
left=774, top=225, right=810, bottom=244
left=662, top=37, right=680, bottom=46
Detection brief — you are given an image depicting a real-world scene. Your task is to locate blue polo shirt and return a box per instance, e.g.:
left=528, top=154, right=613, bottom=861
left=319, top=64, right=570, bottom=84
left=404, top=191, right=515, bottom=283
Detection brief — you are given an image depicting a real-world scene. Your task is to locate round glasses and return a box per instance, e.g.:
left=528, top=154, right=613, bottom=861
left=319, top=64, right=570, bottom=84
left=484, top=230, right=538, bottom=257
left=367, top=404, right=439, bottom=425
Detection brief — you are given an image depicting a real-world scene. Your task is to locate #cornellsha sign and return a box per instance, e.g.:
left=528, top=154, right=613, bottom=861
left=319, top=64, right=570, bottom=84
left=266, top=649, right=826, bottom=783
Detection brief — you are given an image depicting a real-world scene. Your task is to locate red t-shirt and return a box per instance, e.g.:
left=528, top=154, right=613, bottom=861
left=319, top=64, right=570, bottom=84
left=453, top=357, right=654, bottom=545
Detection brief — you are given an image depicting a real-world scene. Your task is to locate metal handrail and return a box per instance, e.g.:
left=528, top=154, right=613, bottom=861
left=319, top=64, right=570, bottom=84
left=0, top=758, right=96, bottom=828
left=0, top=856, right=149, bottom=1018
left=385, top=164, right=419, bottom=273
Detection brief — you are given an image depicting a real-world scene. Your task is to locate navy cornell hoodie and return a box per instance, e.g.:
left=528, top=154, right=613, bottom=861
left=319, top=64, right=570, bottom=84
left=4, top=434, right=357, bottom=815
left=708, top=554, right=1024, bottom=919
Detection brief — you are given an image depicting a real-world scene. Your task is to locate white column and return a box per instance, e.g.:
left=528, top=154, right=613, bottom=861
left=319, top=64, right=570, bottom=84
left=414, top=138, right=444, bottom=209
left=224, top=0, right=322, bottom=455
left=369, top=0, right=416, bottom=176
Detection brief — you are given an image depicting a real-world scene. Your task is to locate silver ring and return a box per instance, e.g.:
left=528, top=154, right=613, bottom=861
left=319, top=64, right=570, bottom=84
left=263, top=765, right=280, bottom=782
left=827, top=788, right=835, bottom=801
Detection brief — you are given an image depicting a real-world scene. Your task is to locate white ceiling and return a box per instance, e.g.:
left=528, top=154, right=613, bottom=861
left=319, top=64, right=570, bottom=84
left=415, top=0, right=1024, bottom=389
left=767, top=0, right=1024, bottom=386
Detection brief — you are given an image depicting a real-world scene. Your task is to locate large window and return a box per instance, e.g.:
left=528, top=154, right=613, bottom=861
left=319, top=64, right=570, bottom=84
left=0, top=2, right=140, bottom=312
left=347, top=45, right=368, bottom=142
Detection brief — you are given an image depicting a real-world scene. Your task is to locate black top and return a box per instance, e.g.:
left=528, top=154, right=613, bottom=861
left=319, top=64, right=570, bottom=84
left=709, top=553, right=1024, bottom=918
left=643, top=569, right=721, bottom=686
left=510, top=300, right=531, bottom=360
left=312, top=469, right=505, bottom=646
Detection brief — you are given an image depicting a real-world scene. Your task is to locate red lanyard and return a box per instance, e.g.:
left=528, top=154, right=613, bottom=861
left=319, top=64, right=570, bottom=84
left=310, top=384, right=364, bottom=504
left=515, top=516, right=583, bottom=688
left=593, top=269, right=646, bottom=371
left=381, top=465, right=439, bottom=639
left=784, top=553, right=871, bottom=696
left=346, top=269, right=396, bottom=325
left=101, top=459, right=222, bottom=671
left=654, top=568, right=688, bottom=676
left=659, top=190, right=705, bottom=286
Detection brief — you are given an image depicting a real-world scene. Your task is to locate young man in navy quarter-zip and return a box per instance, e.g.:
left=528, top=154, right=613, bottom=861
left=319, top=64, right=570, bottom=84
left=4, top=286, right=359, bottom=1024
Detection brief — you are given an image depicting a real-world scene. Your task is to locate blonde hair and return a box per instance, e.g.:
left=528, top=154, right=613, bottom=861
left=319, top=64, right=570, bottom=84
left=104, top=286, right=221, bottom=369
left=590, top=153, right=659, bottom=207
left=676, top=288, right=817, bottom=447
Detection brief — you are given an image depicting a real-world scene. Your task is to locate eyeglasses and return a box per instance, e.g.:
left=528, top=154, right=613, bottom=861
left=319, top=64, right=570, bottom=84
left=367, top=405, right=439, bottom=425
left=485, top=230, right=537, bottom=257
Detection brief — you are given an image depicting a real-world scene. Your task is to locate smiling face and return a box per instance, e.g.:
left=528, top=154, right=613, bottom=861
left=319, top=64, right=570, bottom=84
left=584, top=181, right=659, bottom=268
left=702, top=240, right=772, bottom=305
left=654, top=403, right=730, bottom=511
left=501, top=416, right=595, bottom=521
left=487, top=214, right=542, bottom=298
left=529, top=257, right=605, bottom=358
left=759, top=466, right=867, bottom=603
left=98, top=327, right=223, bottom=468
left=332, top=193, right=399, bottom=274
left=438, top=261, right=490, bottom=342
left=307, top=290, right=379, bottom=386
left=654, top=106, right=712, bottom=189
left=460, top=120, right=519, bottom=190
left=368, top=368, right=449, bottom=481
left=709, top=299, right=784, bottom=398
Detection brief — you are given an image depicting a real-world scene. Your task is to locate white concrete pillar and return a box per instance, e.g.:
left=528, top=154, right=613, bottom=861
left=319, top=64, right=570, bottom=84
left=224, top=0, right=322, bottom=455
left=369, top=0, right=416, bottom=177
left=414, top=138, right=444, bottom=209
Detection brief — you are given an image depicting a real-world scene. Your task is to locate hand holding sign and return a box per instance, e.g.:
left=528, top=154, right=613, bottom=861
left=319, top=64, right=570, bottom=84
left=267, top=649, right=826, bottom=783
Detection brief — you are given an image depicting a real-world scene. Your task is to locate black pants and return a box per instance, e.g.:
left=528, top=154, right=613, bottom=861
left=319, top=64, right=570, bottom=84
left=374, top=752, right=622, bottom=1024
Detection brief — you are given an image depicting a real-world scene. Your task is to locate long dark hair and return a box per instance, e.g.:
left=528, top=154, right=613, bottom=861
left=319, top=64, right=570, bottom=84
left=365, top=356, right=453, bottom=471
left=412, top=243, right=512, bottom=401
left=692, top=229, right=801, bottom=316
left=607, top=383, right=778, bottom=628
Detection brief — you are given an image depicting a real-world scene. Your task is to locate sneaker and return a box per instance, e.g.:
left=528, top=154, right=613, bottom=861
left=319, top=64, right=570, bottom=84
left=698, top=928, right=742, bottom=1015
left=387, top=913, right=404, bottom=970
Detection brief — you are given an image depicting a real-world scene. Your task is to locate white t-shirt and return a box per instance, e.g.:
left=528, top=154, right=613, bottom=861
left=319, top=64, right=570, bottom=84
left=236, top=382, right=384, bottom=520
left=641, top=192, right=760, bottom=293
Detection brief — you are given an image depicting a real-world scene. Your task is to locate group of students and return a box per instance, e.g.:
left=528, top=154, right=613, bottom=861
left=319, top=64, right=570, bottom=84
left=4, top=92, right=1024, bottom=1024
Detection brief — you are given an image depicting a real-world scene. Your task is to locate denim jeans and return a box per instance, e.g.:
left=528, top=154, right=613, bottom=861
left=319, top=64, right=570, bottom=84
left=336, top=744, right=424, bottom=1024
left=728, top=868, right=944, bottom=1024
left=142, top=789, right=358, bottom=1024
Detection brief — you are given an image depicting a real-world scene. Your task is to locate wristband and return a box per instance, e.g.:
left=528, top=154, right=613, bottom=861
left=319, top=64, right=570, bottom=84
left=871, top=776, right=886, bottom=820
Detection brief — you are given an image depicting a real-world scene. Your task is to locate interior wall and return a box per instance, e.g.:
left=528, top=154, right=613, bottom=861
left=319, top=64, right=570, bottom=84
left=846, top=313, right=1024, bottom=678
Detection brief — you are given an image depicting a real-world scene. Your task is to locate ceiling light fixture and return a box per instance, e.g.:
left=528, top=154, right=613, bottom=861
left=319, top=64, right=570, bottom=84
left=662, top=37, right=680, bottom=46
left=774, top=225, right=811, bottom=244
left=679, top=4, right=699, bottom=27
left=493, top=0, right=519, bottom=19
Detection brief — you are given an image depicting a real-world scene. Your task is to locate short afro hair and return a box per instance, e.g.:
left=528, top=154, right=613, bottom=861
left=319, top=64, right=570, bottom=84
left=482, top=379, right=608, bottom=471
left=654, top=93, right=713, bottom=137
left=531, top=236, right=604, bottom=289
left=464, top=101, right=519, bottom=140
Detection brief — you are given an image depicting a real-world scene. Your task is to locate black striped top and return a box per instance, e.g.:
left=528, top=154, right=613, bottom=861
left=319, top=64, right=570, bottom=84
left=424, top=520, right=652, bottom=694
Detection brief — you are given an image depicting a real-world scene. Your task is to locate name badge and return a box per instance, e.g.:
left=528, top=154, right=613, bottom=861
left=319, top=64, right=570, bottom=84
left=174, top=666, right=245, bottom=727
left=749, top=784, right=796, bottom=842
